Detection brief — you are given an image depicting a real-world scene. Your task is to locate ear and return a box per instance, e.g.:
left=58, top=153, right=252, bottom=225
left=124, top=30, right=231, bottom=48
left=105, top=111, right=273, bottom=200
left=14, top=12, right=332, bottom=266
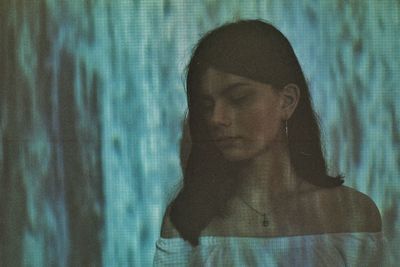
left=279, top=83, right=300, bottom=120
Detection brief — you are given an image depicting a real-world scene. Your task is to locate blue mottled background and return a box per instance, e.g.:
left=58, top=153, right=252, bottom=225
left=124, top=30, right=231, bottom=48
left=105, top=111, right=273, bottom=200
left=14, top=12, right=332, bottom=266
left=0, top=0, right=398, bottom=266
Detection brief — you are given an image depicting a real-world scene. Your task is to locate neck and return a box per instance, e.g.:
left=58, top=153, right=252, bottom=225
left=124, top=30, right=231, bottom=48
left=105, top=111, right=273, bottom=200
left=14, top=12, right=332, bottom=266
left=234, top=142, right=304, bottom=208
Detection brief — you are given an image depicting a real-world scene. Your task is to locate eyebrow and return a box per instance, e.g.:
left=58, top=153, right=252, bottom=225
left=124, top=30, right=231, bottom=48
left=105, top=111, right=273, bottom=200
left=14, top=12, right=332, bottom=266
left=200, top=82, right=252, bottom=98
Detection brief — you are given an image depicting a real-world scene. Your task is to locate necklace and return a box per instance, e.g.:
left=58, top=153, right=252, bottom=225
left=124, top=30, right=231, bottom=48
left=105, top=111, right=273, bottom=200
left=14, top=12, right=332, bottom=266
left=238, top=196, right=269, bottom=227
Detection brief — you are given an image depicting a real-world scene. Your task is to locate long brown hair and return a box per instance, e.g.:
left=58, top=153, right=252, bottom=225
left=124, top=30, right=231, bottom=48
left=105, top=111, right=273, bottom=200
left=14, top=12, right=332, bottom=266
left=169, top=20, right=344, bottom=247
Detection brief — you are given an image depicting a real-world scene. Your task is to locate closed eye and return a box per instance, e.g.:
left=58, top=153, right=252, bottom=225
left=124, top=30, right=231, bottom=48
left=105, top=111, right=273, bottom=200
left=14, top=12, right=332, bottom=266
left=229, top=94, right=251, bottom=105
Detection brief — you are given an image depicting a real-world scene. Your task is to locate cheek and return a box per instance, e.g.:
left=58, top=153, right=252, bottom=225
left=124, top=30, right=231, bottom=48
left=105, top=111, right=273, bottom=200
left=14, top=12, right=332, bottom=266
left=238, top=105, right=281, bottom=139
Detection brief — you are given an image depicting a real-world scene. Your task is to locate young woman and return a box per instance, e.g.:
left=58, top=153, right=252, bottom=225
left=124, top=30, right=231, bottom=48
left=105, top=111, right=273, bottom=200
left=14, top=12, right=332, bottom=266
left=153, top=20, right=384, bottom=266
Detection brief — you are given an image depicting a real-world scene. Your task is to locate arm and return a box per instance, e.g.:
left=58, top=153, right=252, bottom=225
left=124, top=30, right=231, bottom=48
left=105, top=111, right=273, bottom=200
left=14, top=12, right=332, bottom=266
left=160, top=205, right=181, bottom=238
left=154, top=205, right=191, bottom=266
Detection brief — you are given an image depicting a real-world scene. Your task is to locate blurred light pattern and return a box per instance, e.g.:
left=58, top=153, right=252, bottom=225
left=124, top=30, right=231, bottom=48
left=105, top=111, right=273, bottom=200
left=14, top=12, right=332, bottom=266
left=0, top=0, right=398, bottom=266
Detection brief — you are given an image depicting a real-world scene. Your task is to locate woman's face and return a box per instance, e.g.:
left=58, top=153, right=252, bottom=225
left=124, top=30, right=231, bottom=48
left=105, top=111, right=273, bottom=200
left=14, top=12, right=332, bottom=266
left=198, top=67, right=286, bottom=161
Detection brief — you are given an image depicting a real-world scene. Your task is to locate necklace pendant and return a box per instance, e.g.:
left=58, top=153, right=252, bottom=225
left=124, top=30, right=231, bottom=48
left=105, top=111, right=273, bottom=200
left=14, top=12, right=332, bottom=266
left=262, top=214, right=269, bottom=227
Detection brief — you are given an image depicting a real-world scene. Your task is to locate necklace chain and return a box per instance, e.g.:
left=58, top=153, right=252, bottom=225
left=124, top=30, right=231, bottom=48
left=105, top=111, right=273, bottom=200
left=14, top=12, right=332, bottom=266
left=238, top=196, right=264, bottom=216
left=236, top=179, right=304, bottom=228
left=238, top=196, right=269, bottom=227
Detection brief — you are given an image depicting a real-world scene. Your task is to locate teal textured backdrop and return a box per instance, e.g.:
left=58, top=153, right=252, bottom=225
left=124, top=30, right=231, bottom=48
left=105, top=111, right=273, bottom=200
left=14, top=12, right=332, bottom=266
left=0, top=0, right=398, bottom=266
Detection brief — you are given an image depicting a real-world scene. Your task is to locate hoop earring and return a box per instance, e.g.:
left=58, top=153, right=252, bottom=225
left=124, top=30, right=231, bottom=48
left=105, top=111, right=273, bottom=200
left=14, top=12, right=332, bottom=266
left=285, top=120, right=288, bottom=138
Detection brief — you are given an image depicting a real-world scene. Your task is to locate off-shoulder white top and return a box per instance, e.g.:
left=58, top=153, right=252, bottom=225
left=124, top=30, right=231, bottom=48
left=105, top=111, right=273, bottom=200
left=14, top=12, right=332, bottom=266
left=153, top=232, right=390, bottom=266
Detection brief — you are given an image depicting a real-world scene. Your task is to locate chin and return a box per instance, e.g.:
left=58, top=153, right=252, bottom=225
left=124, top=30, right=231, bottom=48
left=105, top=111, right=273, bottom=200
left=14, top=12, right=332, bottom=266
left=220, top=150, right=255, bottom=162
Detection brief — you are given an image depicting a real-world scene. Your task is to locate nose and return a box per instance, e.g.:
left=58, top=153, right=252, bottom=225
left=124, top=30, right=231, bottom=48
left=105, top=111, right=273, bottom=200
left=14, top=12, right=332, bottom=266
left=209, top=102, right=232, bottom=127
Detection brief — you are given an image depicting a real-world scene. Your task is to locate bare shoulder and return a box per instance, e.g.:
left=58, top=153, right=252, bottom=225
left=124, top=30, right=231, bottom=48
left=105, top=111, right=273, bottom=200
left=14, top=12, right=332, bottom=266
left=323, top=185, right=382, bottom=232
left=160, top=205, right=181, bottom=238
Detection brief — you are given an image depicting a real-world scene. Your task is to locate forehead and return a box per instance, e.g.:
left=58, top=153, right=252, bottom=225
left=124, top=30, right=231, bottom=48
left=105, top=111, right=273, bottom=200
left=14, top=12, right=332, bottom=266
left=199, top=67, right=272, bottom=96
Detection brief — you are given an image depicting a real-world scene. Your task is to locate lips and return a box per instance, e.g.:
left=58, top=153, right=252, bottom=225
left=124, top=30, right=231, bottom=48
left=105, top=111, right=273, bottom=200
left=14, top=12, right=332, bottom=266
left=214, top=136, right=242, bottom=146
